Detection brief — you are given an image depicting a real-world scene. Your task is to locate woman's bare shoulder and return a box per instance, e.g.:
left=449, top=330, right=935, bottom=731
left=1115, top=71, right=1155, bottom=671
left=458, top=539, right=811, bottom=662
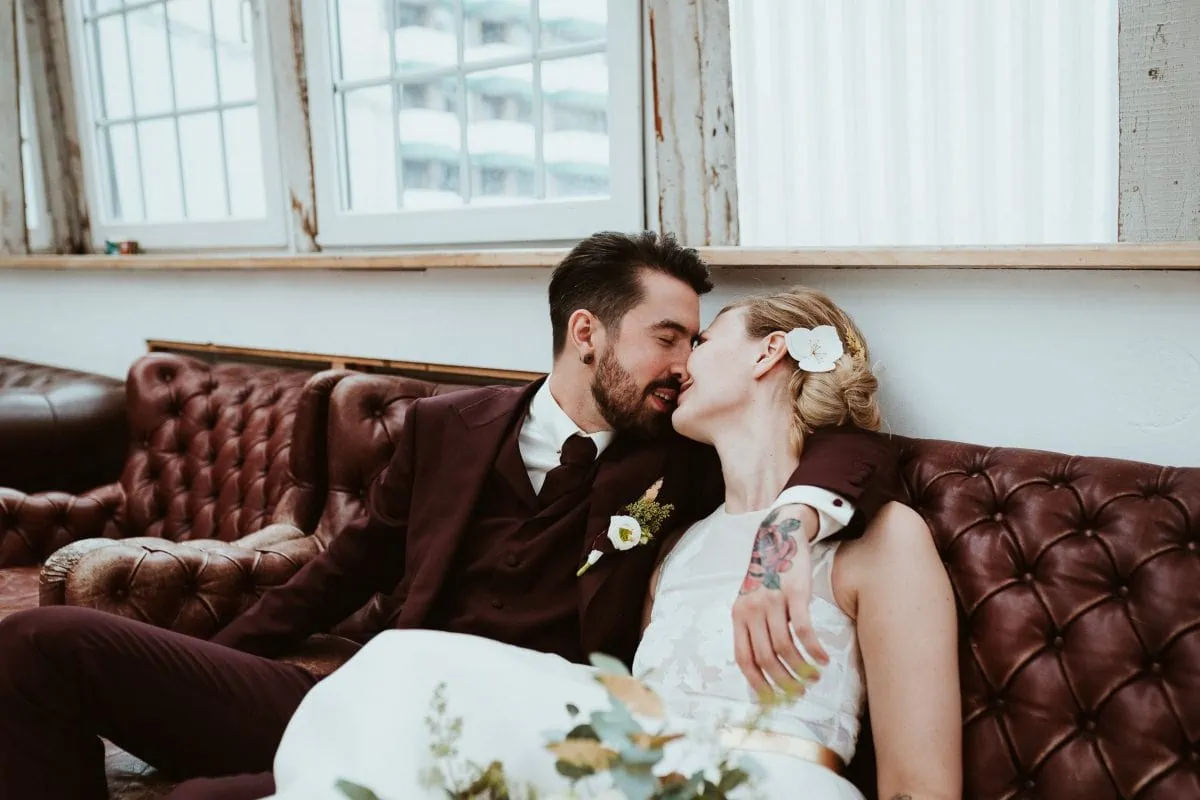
left=833, top=502, right=939, bottom=617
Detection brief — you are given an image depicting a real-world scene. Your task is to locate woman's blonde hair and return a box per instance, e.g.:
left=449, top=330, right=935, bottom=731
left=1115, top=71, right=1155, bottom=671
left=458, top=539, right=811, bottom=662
left=722, top=286, right=882, bottom=450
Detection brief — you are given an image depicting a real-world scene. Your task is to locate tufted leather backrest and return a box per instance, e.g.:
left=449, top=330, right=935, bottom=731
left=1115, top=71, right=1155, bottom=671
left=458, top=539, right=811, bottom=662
left=0, top=357, right=127, bottom=493
left=119, top=353, right=319, bottom=541
left=315, top=373, right=475, bottom=548
left=894, top=436, right=1200, bottom=800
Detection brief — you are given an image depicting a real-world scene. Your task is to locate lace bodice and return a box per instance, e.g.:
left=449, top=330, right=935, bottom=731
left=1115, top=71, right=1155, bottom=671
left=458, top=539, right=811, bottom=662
left=632, top=505, right=865, bottom=764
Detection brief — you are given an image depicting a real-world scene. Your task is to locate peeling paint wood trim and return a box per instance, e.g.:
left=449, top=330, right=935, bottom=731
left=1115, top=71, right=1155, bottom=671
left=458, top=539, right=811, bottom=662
left=6, top=244, right=1200, bottom=271
left=1118, top=0, right=1200, bottom=241
left=646, top=0, right=739, bottom=246
left=23, top=0, right=89, bottom=252
left=0, top=0, right=28, bottom=255
left=262, top=0, right=319, bottom=252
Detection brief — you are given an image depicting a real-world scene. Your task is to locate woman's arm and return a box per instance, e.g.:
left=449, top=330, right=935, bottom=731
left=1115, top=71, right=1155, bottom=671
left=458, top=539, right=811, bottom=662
left=839, top=502, right=961, bottom=800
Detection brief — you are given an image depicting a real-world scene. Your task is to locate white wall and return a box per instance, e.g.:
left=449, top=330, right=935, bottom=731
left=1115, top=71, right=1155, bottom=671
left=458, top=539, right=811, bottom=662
left=1, top=267, right=1198, bottom=467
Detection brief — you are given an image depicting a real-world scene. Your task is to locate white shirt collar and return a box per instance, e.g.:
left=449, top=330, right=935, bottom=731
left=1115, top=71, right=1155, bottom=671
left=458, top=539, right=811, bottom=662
left=528, top=378, right=615, bottom=458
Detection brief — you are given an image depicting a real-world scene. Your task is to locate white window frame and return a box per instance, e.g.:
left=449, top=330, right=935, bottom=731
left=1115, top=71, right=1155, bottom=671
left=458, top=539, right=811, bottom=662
left=302, top=0, right=644, bottom=248
left=16, top=11, right=51, bottom=252
left=64, top=0, right=288, bottom=252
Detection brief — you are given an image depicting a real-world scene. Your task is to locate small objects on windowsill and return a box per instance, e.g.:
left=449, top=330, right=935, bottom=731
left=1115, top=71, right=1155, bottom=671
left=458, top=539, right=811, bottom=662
left=104, top=240, right=140, bottom=255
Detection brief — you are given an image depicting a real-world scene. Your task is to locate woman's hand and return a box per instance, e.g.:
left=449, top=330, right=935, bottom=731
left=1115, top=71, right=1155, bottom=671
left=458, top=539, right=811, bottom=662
left=731, top=504, right=828, bottom=698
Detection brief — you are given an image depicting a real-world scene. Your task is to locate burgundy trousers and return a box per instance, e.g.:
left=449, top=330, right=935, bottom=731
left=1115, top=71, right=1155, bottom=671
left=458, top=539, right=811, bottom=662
left=0, top=606, right=318, bottom=799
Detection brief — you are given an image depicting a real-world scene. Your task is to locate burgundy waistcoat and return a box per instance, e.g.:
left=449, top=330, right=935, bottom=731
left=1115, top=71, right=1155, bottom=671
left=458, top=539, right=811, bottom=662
left=424, top=417, right=598, bottom=663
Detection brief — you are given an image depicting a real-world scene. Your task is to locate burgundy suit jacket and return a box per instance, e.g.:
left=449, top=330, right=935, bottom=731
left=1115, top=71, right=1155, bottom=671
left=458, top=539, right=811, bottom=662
left=212, top=380, right=899, bottom=661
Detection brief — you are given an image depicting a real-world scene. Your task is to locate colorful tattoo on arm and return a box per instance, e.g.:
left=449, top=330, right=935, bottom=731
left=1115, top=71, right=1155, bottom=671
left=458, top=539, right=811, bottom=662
left=739, top=508, right=803, bottom=595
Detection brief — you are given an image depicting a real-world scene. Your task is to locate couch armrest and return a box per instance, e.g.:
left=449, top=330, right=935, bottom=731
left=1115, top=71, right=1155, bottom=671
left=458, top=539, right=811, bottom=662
left=40, top=530, right=324, bottom=638
left=0, top=483, right=124, bottom=567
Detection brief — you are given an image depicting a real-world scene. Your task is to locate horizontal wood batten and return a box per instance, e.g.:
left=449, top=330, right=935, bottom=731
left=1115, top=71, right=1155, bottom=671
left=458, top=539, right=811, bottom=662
left=4, top=244, right=1200, bottom=271
left=147, top=339, right=543, bottom=385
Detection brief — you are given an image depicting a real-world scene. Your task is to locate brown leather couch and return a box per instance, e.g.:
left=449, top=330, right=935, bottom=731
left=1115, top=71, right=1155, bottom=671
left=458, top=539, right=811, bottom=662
left=0, top=356, right=126, bottom=495
left=0, top=353, right=344, bottom=629
left=50, top=371, right=1200, bottom=799
left=42, top=371, right=472, bottom=643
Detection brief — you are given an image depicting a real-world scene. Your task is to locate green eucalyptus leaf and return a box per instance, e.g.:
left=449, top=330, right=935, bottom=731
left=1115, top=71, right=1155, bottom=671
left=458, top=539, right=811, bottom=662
left=334, top=779, right=383, bottom=800
left=588, top=653, right=632, bottom=677
left=609, top=766, right=659, bottom=800
left=566, top=724, right=600, bottom=741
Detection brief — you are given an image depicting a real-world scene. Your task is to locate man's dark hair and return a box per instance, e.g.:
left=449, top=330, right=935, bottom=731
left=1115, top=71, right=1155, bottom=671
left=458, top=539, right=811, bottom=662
left=548, top=231, right=713, bottom=356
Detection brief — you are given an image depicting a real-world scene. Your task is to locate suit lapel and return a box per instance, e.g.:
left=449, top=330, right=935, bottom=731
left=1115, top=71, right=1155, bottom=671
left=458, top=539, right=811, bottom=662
left=403, top=380, right=541, bottom=620
left=494, top=418, right=539, bottom=510
left=577, top=436, right=669, bottom=622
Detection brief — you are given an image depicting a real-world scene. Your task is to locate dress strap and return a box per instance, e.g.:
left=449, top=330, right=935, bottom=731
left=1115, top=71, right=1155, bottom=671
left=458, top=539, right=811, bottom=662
left=810, top=541, right=841, bottom=608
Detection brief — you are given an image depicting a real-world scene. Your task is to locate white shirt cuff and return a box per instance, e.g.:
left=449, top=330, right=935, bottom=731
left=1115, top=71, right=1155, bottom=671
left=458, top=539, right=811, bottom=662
left=770, top=486, right=855, bottom=543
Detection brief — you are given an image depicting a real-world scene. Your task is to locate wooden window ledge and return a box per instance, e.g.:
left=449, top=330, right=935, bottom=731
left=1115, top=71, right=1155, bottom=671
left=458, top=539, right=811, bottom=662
left=3, top=245, right=1200, bottom=271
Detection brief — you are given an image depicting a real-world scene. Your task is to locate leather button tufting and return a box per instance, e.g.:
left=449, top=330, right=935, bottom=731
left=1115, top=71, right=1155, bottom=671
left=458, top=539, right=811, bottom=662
left=1188, top=541, right=1197, bottom=551
left=1118, top=585, right=1130, bottom=597
left=1053, top=636, right=1064, bottom=649
left=993, top=512, right=1004, bottom=522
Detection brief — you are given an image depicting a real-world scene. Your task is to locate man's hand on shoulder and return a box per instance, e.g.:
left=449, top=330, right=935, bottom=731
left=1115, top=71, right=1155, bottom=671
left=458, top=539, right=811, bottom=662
left=732, top=503, right=828, bottom=699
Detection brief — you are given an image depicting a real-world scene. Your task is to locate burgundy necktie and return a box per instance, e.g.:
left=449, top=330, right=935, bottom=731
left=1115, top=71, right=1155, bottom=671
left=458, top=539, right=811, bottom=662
left=538, top=433, right=598, bottom=508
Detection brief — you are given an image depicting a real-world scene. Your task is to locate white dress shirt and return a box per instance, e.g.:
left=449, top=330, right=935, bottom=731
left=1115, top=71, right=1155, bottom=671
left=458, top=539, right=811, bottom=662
left=517, top=379, right=853, bottom=539
left=518, top=380, right=614, bottom=495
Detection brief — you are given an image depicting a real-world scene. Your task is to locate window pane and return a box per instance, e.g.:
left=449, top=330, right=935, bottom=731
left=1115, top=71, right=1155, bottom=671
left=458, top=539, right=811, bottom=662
left=91, top=0, right=124, bottom=14
left=168, top=0, right=219, bottom=110
left=94, top=15, right=133, bottom=119
left=334, top=0, right=391, bottom=81
left=342, top=85, right=397, bottom=211
left=539, top=0, right=605, bottom=48
left=138, top=118, right=185, bottom=220
left=542, top=53, right=608, bottom=198
left=179, top=112, right=228, bottom=218
left=127, top=5, right=174, bottom=116
left=397, top=77, right=462, bottom=208
left=467, top=64, right=534, bottom=202
left=213, top=0, right=256, bottom=104
left=463, top=0, right=531, bottom=64
left=393, top=0, right=456, bottom=73
left=104, top=123, right=144, bottom=221
left=222, top=106, right=266, bottom=217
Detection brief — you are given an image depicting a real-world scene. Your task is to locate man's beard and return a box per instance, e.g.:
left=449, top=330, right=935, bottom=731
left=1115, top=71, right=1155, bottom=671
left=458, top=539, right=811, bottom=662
left=590, top=349, right=678, bottom=438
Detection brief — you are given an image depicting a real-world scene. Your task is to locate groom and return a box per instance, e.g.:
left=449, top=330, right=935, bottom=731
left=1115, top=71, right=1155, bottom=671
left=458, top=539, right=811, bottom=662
left=0, top=232, right=896, bottom=799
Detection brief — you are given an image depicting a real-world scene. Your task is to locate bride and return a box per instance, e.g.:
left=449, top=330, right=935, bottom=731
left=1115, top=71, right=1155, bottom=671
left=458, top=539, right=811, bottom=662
left=265, top=288, right=961, bottom=800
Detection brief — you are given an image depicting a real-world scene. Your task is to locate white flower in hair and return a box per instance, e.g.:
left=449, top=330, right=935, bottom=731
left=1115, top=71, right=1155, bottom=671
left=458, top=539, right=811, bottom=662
left=785, top=325, right=844, bottom=373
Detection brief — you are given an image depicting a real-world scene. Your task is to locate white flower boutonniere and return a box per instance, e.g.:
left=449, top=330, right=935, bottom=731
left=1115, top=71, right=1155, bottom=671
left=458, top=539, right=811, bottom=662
left=578, top=478, right=673, bottom=576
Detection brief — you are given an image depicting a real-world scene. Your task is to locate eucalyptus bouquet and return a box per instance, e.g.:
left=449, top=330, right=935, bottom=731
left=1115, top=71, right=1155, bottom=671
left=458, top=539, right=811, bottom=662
left=336, top=654, right=769, bottom=800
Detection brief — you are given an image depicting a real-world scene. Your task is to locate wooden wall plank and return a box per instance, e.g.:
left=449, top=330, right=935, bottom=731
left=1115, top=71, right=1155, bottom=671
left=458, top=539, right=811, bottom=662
left=646, top=0, right=739, bottom=246
left=262, top=0, right=320, bottom=252
left=0, top=0, right=27, bottom=255
left=1118, top=0, right=1200, bottom=240
left=22, top=0, right=90, bottom=252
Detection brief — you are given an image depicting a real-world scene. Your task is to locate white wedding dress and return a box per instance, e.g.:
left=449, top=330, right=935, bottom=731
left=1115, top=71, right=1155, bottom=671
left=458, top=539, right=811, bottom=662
left=268, top=505, right=867, bottom=799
